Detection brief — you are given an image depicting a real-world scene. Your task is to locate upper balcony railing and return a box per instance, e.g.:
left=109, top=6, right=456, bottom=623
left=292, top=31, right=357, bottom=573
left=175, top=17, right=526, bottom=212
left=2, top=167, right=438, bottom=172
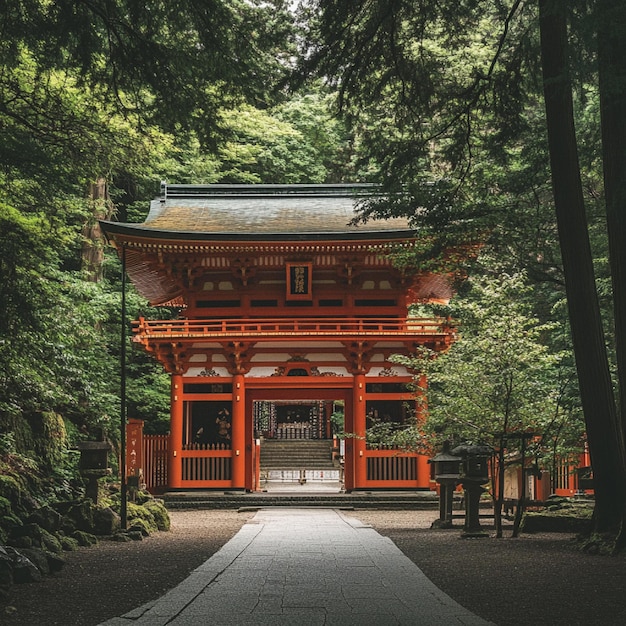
left=132, top=317, right=453, bottom=341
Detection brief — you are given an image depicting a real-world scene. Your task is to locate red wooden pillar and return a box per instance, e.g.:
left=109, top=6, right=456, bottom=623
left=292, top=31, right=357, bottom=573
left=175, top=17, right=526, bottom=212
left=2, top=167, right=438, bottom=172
left=415, top=382, right=431, bottom=489
left=417, top=453, right=431, bottom=489
left=414, top=383, right=431, bottom=489
left=232, top=374, right=246, bottom=489
left=353, top=373, right=367, bottom=488
left=169, top=373, right=183, bottom=488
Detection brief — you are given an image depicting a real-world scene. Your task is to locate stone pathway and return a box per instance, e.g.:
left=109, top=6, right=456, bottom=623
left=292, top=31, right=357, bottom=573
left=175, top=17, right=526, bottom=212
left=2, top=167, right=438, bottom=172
left=101, top=508, right=494, bottom=625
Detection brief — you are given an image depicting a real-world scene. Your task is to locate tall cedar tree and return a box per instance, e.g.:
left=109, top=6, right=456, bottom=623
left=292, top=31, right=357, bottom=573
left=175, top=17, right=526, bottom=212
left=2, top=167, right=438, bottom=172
left=539, top=0, right=626, bottom=536
left=597, top=0, right=626, bottom=540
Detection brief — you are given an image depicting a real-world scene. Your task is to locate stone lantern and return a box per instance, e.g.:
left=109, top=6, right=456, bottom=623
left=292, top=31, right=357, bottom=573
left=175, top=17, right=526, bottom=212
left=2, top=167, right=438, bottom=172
left=76, top=440, right=112, bottom=505
left=452, top=443, right=492, bottom=538
left=428, top=441, right=461, bottom=528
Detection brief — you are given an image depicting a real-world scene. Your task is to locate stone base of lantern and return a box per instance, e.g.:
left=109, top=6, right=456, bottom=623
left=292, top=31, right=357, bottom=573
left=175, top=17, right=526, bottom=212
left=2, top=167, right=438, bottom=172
left=81, top=469, right=110, bottom=505
left=460, top=479, right=490, bottom=538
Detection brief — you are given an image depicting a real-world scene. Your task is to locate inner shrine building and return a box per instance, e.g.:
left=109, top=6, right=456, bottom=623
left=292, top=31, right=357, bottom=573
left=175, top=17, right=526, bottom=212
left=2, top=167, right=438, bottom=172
left=101, top=183, right=457, bottom=492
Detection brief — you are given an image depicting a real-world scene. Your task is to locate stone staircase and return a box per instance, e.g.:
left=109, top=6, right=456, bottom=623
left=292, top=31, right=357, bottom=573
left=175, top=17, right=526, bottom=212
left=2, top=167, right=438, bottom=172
left=260, top=439, right=335, bottom=471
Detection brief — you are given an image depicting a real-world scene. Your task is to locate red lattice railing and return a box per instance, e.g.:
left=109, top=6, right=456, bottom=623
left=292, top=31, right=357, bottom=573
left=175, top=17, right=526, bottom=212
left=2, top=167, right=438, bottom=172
left=133, top=316, right=452, bottom=340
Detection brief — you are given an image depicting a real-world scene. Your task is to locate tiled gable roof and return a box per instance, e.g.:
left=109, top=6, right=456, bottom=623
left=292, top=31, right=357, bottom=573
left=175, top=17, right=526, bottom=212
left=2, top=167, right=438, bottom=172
left=111, top=183, right=414, bottom=240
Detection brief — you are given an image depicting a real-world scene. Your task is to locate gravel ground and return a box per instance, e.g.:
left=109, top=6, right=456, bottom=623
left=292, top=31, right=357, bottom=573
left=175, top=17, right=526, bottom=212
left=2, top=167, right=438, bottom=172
left=2, top=508, right=626, bottom=626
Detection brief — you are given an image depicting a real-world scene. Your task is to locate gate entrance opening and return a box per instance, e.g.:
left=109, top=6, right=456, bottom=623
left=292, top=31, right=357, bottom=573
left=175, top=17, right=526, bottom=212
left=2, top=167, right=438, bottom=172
left=254, top=399, right=343, bottom=491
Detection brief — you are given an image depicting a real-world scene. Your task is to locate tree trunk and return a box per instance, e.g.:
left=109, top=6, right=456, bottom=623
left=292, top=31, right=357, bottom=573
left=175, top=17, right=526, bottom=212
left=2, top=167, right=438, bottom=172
left=598, top=0, right=626, bottom=452
left=538, top=0, right=626, bottom=532
left=494, top=445, right=505, bottom=538
left=512, top=435, right=528, bottom=538
left=81, top=178, right=113, bottom=282
left=597, top=0, right=626, bottom=547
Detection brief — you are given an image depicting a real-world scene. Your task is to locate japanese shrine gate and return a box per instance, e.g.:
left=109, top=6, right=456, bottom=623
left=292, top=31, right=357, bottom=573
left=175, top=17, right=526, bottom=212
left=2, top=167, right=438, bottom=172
left=101, top=183, right=457, bottom=492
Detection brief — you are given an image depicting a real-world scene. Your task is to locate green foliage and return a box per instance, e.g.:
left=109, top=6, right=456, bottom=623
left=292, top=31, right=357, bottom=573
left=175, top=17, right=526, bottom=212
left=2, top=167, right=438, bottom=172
left=273, top=91, right=356, bottom=182
left=0, top=474, right=23, bottom=504
left=395, top=273, right=584, bottom=463
left=126, top=368, right=171, bottom=434
left=0, top=204, right=58, bottom=334
left=59, top=535, right=80, bottom=551
left=143, top=499, right=171, bottom=532
left=106, top=490, right=170, bottom=533
left=125, top=502, right=158, bottom=535
left=298, top=0, right=607, bottom=298
left=0, top=440, right=82, bottom=517
left=0, top=1, right=295, bottom=146
left=217, top=104, right=326, bottom=183
left=0, top=496, right=11, bottom=517
left=72, top=530, right=98, bottom=547
left=31, top=412, right=69, bottom=470
left=0, top=433, right=16, bottom=456
left=301, top=0, right=540, bottom=181
left=168, top=93, right=354, bottom=184
left=363, top=419, right=427, bottom=453
left=330, top=411, right=345, bottom=435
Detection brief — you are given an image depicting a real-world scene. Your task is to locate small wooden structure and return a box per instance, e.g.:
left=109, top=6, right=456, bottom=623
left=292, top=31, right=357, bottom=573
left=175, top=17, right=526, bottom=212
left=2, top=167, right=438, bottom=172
left=102, top=183, right=459, bottom=492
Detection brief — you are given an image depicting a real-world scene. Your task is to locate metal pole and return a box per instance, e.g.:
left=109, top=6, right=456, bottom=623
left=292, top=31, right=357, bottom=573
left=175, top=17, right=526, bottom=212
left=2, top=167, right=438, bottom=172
left=120, top=244, right=128, bottom=529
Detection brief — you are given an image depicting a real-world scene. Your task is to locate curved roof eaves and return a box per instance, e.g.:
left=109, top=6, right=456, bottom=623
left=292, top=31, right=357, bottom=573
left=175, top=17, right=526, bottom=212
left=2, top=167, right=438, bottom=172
left=100, top=224, right=415, bottom=242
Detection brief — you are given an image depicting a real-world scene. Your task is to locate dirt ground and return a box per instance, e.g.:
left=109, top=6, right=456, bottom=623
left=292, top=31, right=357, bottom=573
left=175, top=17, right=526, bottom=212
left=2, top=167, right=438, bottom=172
left=2, top=508, right=626, bottom=626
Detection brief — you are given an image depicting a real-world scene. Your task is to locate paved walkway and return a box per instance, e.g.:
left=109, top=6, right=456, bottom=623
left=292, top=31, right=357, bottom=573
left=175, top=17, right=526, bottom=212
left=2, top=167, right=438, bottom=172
left=101, top=508, right=494, bottom=626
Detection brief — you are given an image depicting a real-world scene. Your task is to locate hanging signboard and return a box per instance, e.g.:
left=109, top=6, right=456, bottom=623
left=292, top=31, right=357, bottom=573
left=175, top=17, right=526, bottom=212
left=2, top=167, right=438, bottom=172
left=286, top=262, right=312, bottom=300
left=126, top=418, right=144, bottom=480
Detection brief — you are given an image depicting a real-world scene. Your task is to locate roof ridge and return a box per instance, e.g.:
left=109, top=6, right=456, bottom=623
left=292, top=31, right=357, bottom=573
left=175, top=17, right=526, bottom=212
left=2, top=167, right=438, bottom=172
left=159, top=181, right=378, bottom=201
